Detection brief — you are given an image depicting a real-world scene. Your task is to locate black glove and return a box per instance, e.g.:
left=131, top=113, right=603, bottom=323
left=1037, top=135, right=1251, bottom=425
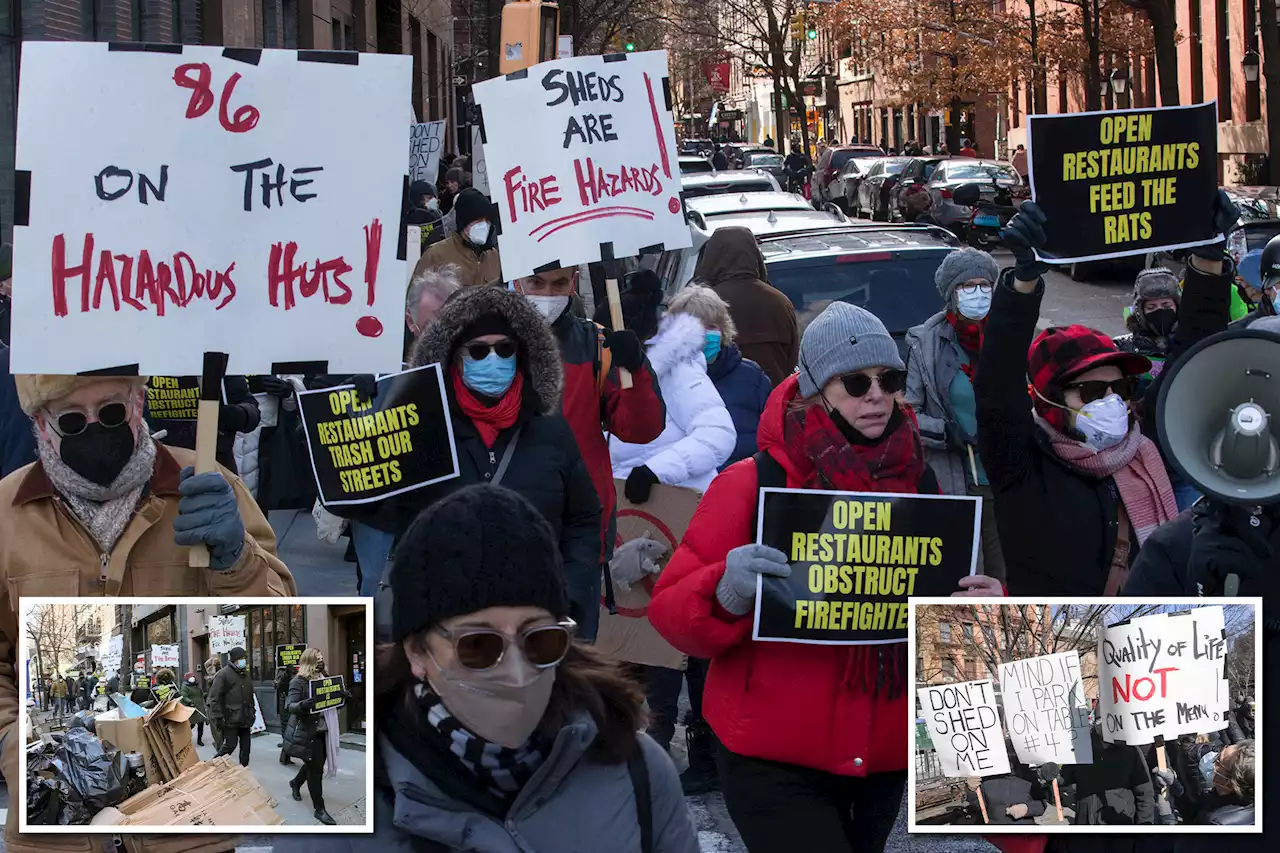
left=261, top=376, right=295, bottom=399
left=624, top=465, right=659, bottom=505
left=341, top=374, right=378, bottom=406
left=1002, top=201, right=1050, bottom=282
left=1189, top=502, right=1275, bottom=601
left=944, top=421, right=973, bottom=453
left=604, top=329, right=645, bottom=373
left=1190, top=189, right=1242, bottom=262
left=216, top=403, right=250, bottom=434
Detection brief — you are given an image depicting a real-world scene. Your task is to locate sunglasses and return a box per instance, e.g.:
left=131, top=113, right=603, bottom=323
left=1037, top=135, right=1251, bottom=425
left=1063, top=376, right=1138, bottom=404
left=44, top=401, right=131, bottom=437
left=840, top=369, right=907, bottom=398
left=464, top=341, right=517, bottom=361
left=436, top=619, right=576, bottom=671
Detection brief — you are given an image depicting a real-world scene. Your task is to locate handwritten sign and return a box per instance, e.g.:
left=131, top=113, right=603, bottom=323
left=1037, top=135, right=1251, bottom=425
left=308, top=675, right=347, bottom=714
left=752, top=489, right=979, bottom=645
left=151, top=644, right=181, bottom=669
left=1097, top=605, right=1229, bottom=746
left=11, top=42, right=411, bottom=376
left=918, top=679, right=1011, bottom=777
left=997, top=651, right=1094, bottom=767
left=409, top=120, right=446, bottom=184
left=471, top=125, right=490, bottom=196
left=276, top=644, right=305, bottom=669
left=1028, top=103, right=1219, bottom=263
left=209, top=615, right=246, bottom=655
left=471, top=50, right=691, bottom=279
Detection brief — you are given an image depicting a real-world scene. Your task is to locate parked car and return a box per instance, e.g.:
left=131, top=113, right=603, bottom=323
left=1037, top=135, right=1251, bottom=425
left=681, top=138, right=715, bottom=157
left=741, top=150, right=787, bottom=183
left=889, top=157, right=947, bottom=223
left=849, top=157, right=910, bottom=221
left=680, top=170, right=781, bottom=199
left=811, top=145, right=885, bottom=207
left=832, top=156, right=890, bottom=214
left=679, top=155, right=715, bottom=175
left=891, top=158, right=1023, bottom=234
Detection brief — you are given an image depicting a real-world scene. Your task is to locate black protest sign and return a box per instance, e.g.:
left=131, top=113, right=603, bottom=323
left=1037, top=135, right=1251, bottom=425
left=276, top=644, right=305, bottom=669
left=308, top=675, right=346, bottom=714
left=146, top=376, right=201, bottom=421
left=1028, top=103, right=1219, bottom=262
left=296, top=363, right=460, bottom=506
left=752, top=488, right=980, bottom=645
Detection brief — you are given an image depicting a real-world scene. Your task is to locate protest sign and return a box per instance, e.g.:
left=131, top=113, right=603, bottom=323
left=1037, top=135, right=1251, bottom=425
left=409, top=120, right=447, bottom=184
left=134, top=674, right=152, bottom=690
left=150, top=644, right=181, bottom=669
left=308, top=675, right=347, bottom=714
left=209, top=615, right=246, bottom=655
left=471, top=125, right=490, bottom=196
left=11, top=42, right=410, bottom=376
left=997, top=651, right=1094, bottom=767
left=1027, top=102, right=1219, bottom=263
left=250, top=694, right=267, bottom=734
left=276, top=644, right=305, bottom=669
left=1097, top=605, right=1229, bottom=746
left=918, top=679, right=1011, bottom=777
left=752, top=489, right=980, bottom=645
left=471, top=50, right=692, bottom=279
left=296, top=363, right=459, bottom=506
left=145, top=376, right=201, bottom=421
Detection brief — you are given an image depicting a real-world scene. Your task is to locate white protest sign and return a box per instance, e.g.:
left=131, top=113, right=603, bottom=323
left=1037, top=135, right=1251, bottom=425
left=472, top=50, right=691, bottom=279
left=209, top=615, right=247, bottom=655
left=1097, top=606, right=1229, bottom=746
left=409, top=120, right=447, bottom=184
left=998, top=651, right=1094, bottom=767
left=471, top=125, right=490, bottom=196
left=918, top=679, right=1011, bottom=777
left=250, top=693, right=268, bottom=734
left=11, top=42, right=411, bottom=376
left=150, top=644, right=181, bottom=668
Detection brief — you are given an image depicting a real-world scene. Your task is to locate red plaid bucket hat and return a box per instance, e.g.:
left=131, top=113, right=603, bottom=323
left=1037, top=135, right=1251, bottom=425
left=1028, top=325, right=1151, bottom=431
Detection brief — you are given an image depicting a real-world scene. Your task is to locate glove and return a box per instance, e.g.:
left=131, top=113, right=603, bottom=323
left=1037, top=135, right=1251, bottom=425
left=1005, top=803, right=1029, bottom=820
left=342, top=374, right=378, bottom=406
left=715, top=544, right=791, bottom=616
left=174, top=467, right=247, bottom=570
left=216, top=403, right=250, bottom=434
left=944, top=421, right=973, bottom=453
left=1151, top=768, right=1184, bottom=798
left=964, top=777, right=983, bottom=793
left=604, top=329, right=645, bottom=373
left=624, top=465, right=659, bottom=505
left=608, top=534, right=669, bottom=592
left=1189, top=502, right=1274, bottom=598
left=261, top=376, right=295, bottom=399
left=1190, top=189, right=1241, bottom=261
left=1002, top=201, right=1050, bottom=282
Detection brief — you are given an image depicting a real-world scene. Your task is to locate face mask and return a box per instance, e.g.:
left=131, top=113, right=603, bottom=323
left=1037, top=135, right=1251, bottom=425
left=703, top=330, right=722, bottom=362
left=426, top=198, right=440, bottom=212
left=187, top=678, right=196, bottom=685
left=233, top=659, right=247, bottom=670
left=461, top=352, right=518, bottom=398
left=58, top=421, right=137, bottom=486
left=427, top=647, right=556, bottom=748
left=1074, top=393, right=1130, bottom=451
left=465, top=221, right=491, bottom=247
left=1199, top=751, right=1218, bottom=788
left=1144, top=307, right=1176, bottom=336
left=525, top=294, right=569, bottom=322
left=956, top=288, right=992, bottom=321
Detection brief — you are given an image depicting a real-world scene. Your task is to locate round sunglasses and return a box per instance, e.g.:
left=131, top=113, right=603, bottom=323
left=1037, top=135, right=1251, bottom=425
left=841, top=369, right=907, bottom=399
left=436, top=619, right=576, bottom=671
left=1064, top=376, right=1137, bottom=404
left=44, top=401, right=131, bottom=437
left=464, top=341, right=517, bottom=361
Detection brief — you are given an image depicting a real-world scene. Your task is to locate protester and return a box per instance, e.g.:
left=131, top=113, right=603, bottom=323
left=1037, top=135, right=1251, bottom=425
left=406, top=179, right=445, bottom=248
left=208, top=646, right=256, bottom=767
left=106, top=669, right=120, bottom=695
left=1012, top=144, right=1028, bottom=180
left=50, top=672, right=66, bottom=715
left=958, top=138, right=978, bottom=157
left=1114, top=268, right=1180, bottom=393
left=1059, top=728, right=1155, bottom=825
left=1194, top=741, right=1256, bottom=825
left=906, top=247, right=1006, bottom=581
left=285, top=648, right=348, bottom=825
left=413, top=187, right=501, bottom=287
left=692, top=226, right=799, bottom=386
left=150, top=376, right=261, bottom=474
left=180, top=671, right=209, bottom=746
left=372, top=484, right=699, bottom=851
left=276, top=663, right=297, bottom=765
left=965, top=770, right=1048, bottom=825
left=649, top=302, right=1003, bottom=853
left=439, top=166, right=464, bottom=214
left=0, top=344, right=35, bottom=478
left=405, top=265, right=461, bottom=345
left=1232, top=247, right=1274, bottom=321
left=712, top=144, right=728, bottom=170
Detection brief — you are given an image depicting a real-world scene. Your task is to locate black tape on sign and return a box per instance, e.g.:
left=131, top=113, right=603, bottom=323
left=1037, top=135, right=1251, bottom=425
left=638, top=243, right=665, bottom=255
left=298, top=50, right=359, bottom=65
left=222, top=48, right=263, bottom=66
left=397, top=176, right=410, bottom=262
left=599, top=242, right=616, bottom=263
left=534, top=259, right=564, bottom=274
left=662, top=78, right=672, bottom=112
left=108, top=43, right=183, bottom=54
left=505, top=69, right=529, bottom=82
left=200, top=352, right=229, bottom=400
left=271, top=360, right=329, bottom=375
left=475, top=105, right=487, bottom=144
left=77, top=364, right=141, bottom=377
left=604, top=53, right=629, bottom=64
left=13, top=170, right=30, bottom=227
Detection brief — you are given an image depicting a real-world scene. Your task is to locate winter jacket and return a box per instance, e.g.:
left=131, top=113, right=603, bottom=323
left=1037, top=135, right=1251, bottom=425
left=178, top=682, right=207, bottom=723
left=1061, top=733, right=1155, bottom=825
left=1197, top=802, right=1255, bottom=826
left=106, top=674, right=119, bottom=695
left=0, top=345, right=36, bottom=479
left=148, top=376, right=261, bottom=474
left=414, top=233, right=502, bottom=288
left=694, top=226, right=799, bottom=386
left=206, top=663, right=256, bottom=729
left=610, top=313, right=735, bottom=493
left=647, top=375, right=916, bottom=776
left=705, top=342, right=772, bottom=468
left=50, top=679, right=66, bottom=699
left=968, top=772, right=1049, bottom=825
left=282, top=674, right=327, bottom=758
left=906, top=310, right=975, bottom=497
left=231, top=391, right=268, bottom=496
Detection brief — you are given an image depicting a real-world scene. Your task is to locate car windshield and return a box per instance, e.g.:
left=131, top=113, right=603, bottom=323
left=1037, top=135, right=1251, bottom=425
left=684, top=181, right=776, bottom=198
left=943, top=163, right=1020, bottom=182
left=829, top=150, right=862, bottom=170
left=882, top=160, right=909, bottom=175
left=680, top=159, right=714, bottom=174
left=766, top=255, right=947, bottom=336
left=747, top=153, right=784, bottom=167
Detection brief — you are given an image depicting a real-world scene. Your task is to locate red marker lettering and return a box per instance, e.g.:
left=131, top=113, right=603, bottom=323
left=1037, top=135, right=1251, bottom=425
left=363, top=219, right=382, bottom=307
left=172, top=62, right=259, bottom=134
left=50, top=233, right=93, bottom=318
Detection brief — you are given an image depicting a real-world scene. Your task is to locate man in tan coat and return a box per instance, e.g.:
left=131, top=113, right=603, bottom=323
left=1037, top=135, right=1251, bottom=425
left=413, top=187, right=502, bottom=287
left=0, top=373, right=293, bottom=852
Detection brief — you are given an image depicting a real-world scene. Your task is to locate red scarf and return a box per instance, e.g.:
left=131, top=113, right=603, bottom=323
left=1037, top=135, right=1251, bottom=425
left=451, top=366, right=524, bottom=448
left=783, top=397, right=928, bottom=494
left=946, top=312, right=985, bottom=379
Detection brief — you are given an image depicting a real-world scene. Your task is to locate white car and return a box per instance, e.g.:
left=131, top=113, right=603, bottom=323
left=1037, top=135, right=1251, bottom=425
left=680, top=170, right=780, bottom=199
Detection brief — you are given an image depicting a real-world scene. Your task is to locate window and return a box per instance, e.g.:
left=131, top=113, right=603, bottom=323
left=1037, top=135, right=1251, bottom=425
left=344, top=22, right=354, bottom=52
left=332, top=18, right=342, bottom=50
left=1216, top=0, right=1231, bottom=120
left=145, top=616, right=173, bottom=647
left=942, top=659, right=957, bottom=680
left=962, top=623, right=973, bottom=641
left=965, top=660, right=978, bottom=680
left=428, top=31, right=440, bottom=120
left=1245, top=0, right=1261, bottom=121
left=916, top=655, right=925, bottom=677
left=939, top=622, right=952, bottom=644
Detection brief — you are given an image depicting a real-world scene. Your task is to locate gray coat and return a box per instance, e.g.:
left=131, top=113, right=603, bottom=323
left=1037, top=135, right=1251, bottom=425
left=905, top=310, right=971, bottom=497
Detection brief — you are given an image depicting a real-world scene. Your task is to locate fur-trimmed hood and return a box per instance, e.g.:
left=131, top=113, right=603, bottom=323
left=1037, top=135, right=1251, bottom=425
left=411, top=286, right=563, bottom=414
left=645, top=312, right=709, bottom=377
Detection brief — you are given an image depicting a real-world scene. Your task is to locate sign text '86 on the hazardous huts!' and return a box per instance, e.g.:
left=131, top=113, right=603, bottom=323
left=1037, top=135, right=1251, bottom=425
left=10, top=42, right=410, bottom=377
left=471, top=50, right=692, bottom=280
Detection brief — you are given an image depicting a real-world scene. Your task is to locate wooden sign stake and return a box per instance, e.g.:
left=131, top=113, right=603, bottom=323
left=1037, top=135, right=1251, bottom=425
left=976, top=786, right=990, bottom=824
left=601, top=253, right=633, bottom=390
left=188, top=351, right=229, bottom=568
left=1052, top=778, right=1064, bottom=822
left=1155, top=739, right=1170, bottom=811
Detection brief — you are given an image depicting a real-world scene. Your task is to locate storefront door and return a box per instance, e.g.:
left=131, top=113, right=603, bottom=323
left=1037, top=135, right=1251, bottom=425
left=343, top=614, right=366, bottom=733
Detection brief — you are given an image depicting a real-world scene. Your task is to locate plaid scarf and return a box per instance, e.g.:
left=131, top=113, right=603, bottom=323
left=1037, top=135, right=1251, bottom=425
left=784, top=399, right=927, bottom=494
left=945, top=312, right=985, bottom=379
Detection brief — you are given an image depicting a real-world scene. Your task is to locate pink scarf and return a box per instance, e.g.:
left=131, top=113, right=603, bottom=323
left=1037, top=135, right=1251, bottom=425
left=1036, top=414, right=1178, bottom=544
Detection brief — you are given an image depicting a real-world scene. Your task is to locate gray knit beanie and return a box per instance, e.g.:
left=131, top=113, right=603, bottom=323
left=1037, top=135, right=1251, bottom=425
left=1132, top=268, right=1180, bottom=309
left=933, top=248, right=1000, bottom=301
left=797, top=302, right=904, bottom=397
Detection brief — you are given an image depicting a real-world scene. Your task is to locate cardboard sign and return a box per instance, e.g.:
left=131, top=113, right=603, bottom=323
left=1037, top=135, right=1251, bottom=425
left=471, top=125, right=490, bottom=196
left=11, top=42, right=411, bottom=376
left=997, top=651, right=1094, bottom=767
left=308, top=675, right=346, bottom=714
left=409, top=120, right=447, bottom=184
left=471, top=50, right=692, bottom=279
left=150, top=644, right=181, bottom=669
left=1097, top=605, right=1229, bottom=746
left=296, top=363, right=460, bottom=506
left=1027, top=103, right=1220, bottom=263
left=752, top=489, right=980, bottom=645
left=918, top=679, right=1011, bottom=777
left=209, top=615, right=246, bottom=655
left=145, top=376, right=201, bottom=420
left=593, top=481, right=700, bottom=670
left=250, top=694, right=267, bottom=734
left=276, top=644, right=305, bottom=669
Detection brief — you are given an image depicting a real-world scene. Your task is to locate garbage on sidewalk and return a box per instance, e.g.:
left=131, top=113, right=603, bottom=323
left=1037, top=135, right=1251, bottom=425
left=90, top=755, right=283, bottom=827
left=96, top=696, right=197, bottom=786
left=24, top=727, right=125, bottom=825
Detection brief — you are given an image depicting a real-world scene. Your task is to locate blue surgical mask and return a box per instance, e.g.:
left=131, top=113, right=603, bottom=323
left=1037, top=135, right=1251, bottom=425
left=234, top=659, right=247, bottom=670
left=462, top=352, right=518, bottom=398
left=703, top=330, right=722, bottom=362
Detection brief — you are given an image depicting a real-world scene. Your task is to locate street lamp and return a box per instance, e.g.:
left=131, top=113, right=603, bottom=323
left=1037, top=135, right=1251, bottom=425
left=1243, top=50, right=1261, bottom=84
left=1109, top=68, right=1128, bottom=96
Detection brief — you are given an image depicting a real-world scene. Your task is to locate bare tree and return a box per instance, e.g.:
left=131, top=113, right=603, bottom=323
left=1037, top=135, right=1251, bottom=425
left=25, top=604, right=80, bottom=682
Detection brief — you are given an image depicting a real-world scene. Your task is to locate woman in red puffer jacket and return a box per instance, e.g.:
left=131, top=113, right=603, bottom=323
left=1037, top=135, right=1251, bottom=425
left=649, top=302, right=1003, bottom=853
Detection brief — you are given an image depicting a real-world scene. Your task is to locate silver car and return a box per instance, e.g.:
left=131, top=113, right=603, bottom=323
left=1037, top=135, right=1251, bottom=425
left=918, top=159, right=1024, bottom=231
left=680, top=170, right=781, bottom=199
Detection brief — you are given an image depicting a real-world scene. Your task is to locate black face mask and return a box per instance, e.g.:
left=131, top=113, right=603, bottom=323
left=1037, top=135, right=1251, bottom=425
left=1143, top=307, right=1176, bottom=337
left=59, top=422, right=136, bottom=486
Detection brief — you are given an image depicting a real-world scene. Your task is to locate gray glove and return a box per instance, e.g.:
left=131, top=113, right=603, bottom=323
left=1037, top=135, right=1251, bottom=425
left=1002, top=201, right=1050, bottom=281
left=174, top=467, right=246, bottom=570
left=609, top=534, right=668, bottom=592
left=715, top=544, right=791, bottom=616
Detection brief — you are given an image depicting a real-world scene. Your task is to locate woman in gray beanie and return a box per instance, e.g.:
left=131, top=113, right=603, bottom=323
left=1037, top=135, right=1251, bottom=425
left=905, top=246, right=1005, bottom=580
left=1114, top=267, right=1181, bottom=384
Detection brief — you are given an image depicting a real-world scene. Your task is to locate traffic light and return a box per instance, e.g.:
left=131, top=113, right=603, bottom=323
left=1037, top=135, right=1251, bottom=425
left=499, top=1, right=561, bottom=75
left=789, top=10, right=806, bottom=43
left=805, top=16, right=818, bottom=40
left=623, top=29, right=636, bottom=52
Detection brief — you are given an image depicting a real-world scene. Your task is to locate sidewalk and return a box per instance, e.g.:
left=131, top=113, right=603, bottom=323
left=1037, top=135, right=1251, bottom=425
left=268, top=509, right=362, bottom=597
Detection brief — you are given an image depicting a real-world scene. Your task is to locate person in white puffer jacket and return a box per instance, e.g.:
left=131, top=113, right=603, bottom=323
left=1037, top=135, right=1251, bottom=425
left=610, top=311, right=735, bottom=503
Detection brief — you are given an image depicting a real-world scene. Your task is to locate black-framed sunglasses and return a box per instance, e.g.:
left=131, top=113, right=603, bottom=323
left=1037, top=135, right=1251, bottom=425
left=464, top=341, right=517, bottom=361
left=436, top=619, right=576, bottom=671
left=1064, top=376, right=1138, bottom=404
left=840, top=369, right=907, bottom=399
left=44, top=401, right=131, bottom=437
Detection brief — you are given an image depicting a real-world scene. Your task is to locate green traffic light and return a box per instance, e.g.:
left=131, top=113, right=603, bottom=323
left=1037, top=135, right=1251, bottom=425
left=806, top=28, right=817, bottom=40
left=625, top=42, right=636, bottom=52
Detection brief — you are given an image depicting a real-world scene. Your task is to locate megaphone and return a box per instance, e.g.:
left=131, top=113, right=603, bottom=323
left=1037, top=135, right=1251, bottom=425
left=1157, top=326, right=1280, bottom=505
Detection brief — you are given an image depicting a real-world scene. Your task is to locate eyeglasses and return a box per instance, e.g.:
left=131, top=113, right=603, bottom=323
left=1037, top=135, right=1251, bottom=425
left=436, top=619, right=576, bottom=671
left=840, top=369, right=907, bottom=398
left=463, top=341, right=517, bottom=361
left=957, top=282, right=993, bottom=294
left=1063, top=376, right=1138, bottom=404
left=44, top=400, right=132, bottom=437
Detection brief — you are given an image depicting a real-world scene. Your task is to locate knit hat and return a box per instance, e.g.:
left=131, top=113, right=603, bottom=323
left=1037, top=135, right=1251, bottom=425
left=1027, top=324, right=1151, bottom=430
left=457, top=311, right=515, bottom=349
left=14, top=374, right=148, bottom=417
left=410, top=180, right=438, bottom=199
left=797, top=302, right=905, bottom=398
left=1131, top=268, right=1180, bottom=311
left=229, top=647, right=246, bottom=662
left=933, top=248, right=1000, bottom=301
left=452, top=187, right=493, bottom=232
left=390, top=485, right=570, bottom=642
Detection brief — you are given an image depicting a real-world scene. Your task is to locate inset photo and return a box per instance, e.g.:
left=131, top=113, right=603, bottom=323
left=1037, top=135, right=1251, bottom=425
left=18, top=597, right=372, bottom=833
left=907, top=598, right=1261, bottom=834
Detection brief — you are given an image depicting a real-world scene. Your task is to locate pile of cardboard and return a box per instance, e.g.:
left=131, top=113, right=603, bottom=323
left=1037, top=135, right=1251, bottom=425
left=92, top=755, right=282, bottom=828
left=95, top=698, right=198, bottom=787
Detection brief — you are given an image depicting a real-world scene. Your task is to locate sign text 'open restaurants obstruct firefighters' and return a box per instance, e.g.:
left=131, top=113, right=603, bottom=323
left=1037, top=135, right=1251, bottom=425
left=471, top=50, right=692, bottom=279
left=752, top=489, right=980, bottom=645
left=1027, top=102, right=1219, bottom=263
left=10, top=42, right=410, bottom=376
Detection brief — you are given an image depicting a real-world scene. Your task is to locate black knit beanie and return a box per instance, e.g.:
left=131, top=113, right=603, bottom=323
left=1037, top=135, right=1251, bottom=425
left=390, top=485, right=570, bottom=641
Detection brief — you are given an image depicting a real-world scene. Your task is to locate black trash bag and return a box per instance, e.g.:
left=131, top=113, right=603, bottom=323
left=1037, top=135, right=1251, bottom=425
left=68, top=710, right=96, bottom=733
left=57, top=727, right=126, bottom=813
left=26, top=776, right=90, bottom=825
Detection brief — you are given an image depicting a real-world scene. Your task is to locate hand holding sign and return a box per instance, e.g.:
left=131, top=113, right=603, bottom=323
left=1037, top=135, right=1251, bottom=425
left=717, top=544, right=791, bottom=616
left=1188, top=189, right=1240, bottom=263
left=173, top=467, right=245, bottom=569
left=1003, top=202, right=1050, bottom=284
